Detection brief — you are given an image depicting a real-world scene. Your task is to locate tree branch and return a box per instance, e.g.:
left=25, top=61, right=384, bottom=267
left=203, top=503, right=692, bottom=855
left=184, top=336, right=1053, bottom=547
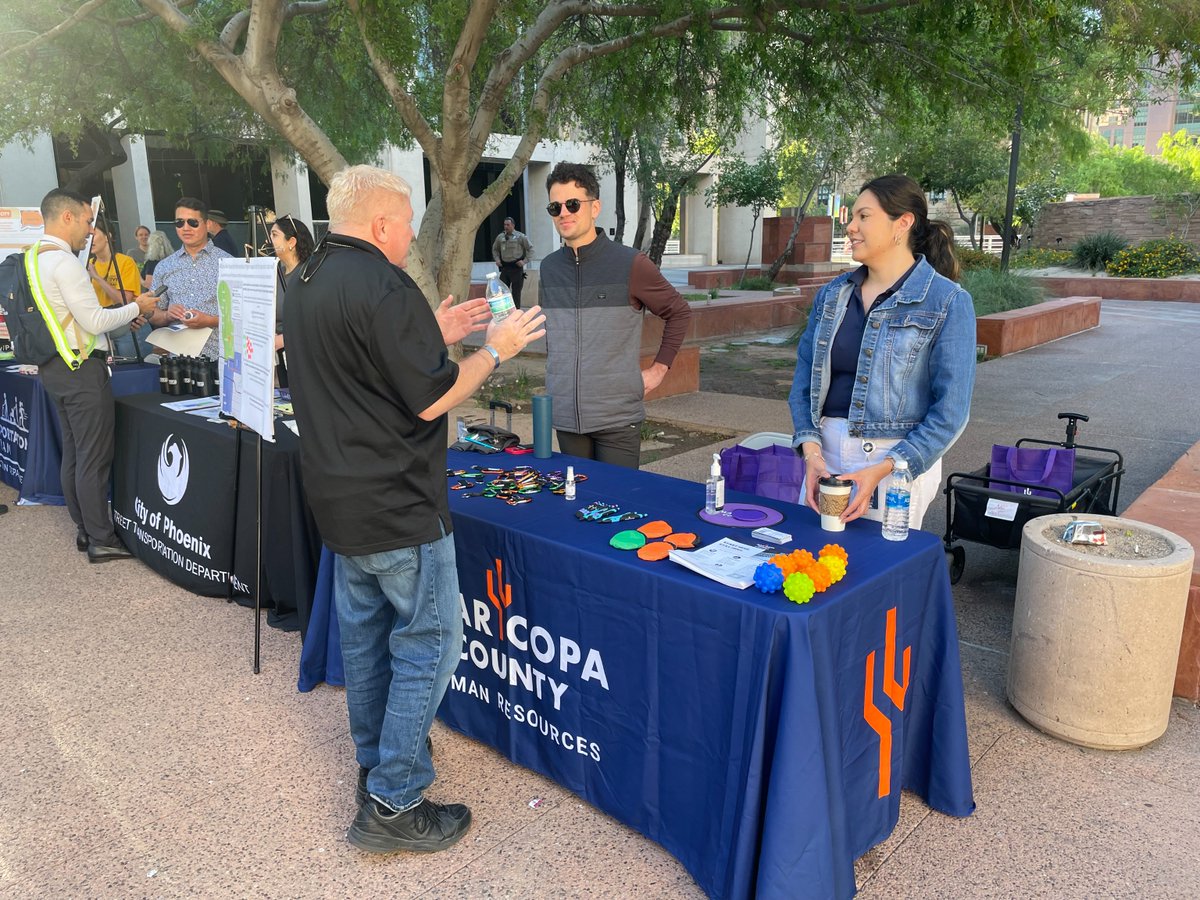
left=220, top=1, right=329, bottom=53
left=114, top=0, right=197, bottom=27
left=441, top=0, right=499, bottom=183
left=0, top=0, right=113, bottom=63
left=346, top=0, right=442, bottom=171
left=243, top=0, right=285, bottom=75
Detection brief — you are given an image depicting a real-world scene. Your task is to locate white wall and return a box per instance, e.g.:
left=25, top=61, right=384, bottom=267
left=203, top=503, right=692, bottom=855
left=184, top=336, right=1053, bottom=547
left=269, top=147, right=314, bottom=230
left=0, top=134, right=59, bottom=207
left=111, top=134, right=156, bottom=252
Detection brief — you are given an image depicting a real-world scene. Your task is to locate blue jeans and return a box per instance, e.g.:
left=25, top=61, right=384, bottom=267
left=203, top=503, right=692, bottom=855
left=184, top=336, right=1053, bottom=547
left=334, top=530, right=461, bottom=812
left=111, top=321, right=152, bottom=361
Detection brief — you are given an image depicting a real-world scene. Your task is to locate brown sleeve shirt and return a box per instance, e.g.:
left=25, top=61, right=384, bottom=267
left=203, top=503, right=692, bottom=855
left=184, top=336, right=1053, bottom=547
left=628, top=253, right=691, bottom=368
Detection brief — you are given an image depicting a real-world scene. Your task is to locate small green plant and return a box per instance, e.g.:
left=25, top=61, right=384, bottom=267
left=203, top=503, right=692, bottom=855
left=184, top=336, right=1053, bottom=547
left=961, top=269, right=1045, bottom=317
left=733, top=275, right=776, bottom=291
left=708, top=286, right=720, bottom=299
left=1010, top=248, right=1074, bottom=269
left=481, top=366, right=538, bottom=409
left=1106, top=237, right=1200, bottom=278
left=683, top=292, right=710, bottom=302
left=955, top=246, right=1000, bottom=272
left=1071, top=231, right=1128, bottom=272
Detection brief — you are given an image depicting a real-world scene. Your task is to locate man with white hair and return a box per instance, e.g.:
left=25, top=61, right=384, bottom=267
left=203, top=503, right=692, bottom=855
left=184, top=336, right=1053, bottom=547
left=284, top=165, right=546, bottom=855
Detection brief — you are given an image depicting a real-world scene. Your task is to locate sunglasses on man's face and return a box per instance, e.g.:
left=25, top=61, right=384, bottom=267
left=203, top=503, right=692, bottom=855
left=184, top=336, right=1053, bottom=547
left=174, top=217, right=202, bottom=229
left=546, top=198, right=592, bottom=217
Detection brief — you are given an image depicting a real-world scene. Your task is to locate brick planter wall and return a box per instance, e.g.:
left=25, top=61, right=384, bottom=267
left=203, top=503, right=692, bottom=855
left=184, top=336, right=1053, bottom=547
left=1034, top=196, right=1200, bottom=250
left=975, top=297, right=1101, bottom=357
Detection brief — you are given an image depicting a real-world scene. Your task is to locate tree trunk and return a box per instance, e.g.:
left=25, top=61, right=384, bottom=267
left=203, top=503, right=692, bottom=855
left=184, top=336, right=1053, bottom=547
left=951, top=189, right=978, bottom=250
left=766, top=176, right=822, bottom=281
left=611, top=131, right=632, bottom=244
left=63, top=123, right=128, bottom=195
left=740, top=211, right=760, bottom=283
left=1000, top=98, right=1023, bottom=274
left=648, top=191, right=681, bottom=266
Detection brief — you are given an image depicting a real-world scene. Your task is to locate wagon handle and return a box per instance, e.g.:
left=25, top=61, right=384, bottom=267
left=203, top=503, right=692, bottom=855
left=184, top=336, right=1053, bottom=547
left=1057, top=411, right=1089, bottom=449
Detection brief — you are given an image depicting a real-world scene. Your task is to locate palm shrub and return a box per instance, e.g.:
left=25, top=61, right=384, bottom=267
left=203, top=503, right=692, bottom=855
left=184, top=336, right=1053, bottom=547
left=961, top=269, right=1045, bottom=317
left=1071, top=231, right=1128, bottom=272
left=1106, top=238, right=1200, bottom=278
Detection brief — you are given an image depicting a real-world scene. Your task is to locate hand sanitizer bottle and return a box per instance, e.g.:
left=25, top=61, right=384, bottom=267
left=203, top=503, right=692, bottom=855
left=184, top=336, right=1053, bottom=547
left=705, top=453, right=725, bottom=514
left=565, top=466, right=577, bottom=501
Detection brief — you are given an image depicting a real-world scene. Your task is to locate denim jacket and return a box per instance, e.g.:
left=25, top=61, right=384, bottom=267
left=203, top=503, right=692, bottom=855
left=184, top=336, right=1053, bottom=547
left=788, top=256, right=976, bottom=477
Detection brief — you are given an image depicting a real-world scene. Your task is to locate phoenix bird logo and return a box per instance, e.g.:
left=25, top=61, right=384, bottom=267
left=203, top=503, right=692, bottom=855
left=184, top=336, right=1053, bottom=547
left=157, top=434, right=190, bottom=505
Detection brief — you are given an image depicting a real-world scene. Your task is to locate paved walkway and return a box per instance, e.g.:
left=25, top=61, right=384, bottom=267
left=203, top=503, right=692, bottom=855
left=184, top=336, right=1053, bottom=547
left=2, top=300, right=1199, bottom=897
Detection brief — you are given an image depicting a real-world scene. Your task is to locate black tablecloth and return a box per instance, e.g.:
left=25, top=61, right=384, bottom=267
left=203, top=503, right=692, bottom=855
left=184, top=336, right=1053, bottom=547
left=0, top=363, right=160, bottom=503
left=112, top=394, right=321, bottom=633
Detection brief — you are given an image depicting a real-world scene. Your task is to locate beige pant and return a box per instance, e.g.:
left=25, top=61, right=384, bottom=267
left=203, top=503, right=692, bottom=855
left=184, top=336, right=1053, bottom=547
left=820, top=417, right=942, bottom=530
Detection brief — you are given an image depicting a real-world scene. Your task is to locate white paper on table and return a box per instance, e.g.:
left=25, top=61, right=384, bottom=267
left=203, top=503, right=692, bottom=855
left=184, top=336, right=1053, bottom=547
left=145, top=325, right=213, bottom=357
left=668, top=538, right=771, bottom=590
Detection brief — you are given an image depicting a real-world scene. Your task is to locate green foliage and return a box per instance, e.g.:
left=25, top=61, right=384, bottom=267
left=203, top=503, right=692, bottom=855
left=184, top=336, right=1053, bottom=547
left=1071, top=231, right=1128, bottom=272
left=1106, top=238, right=1200, bottom=278
left=956, top=247, right=1000, bottom=272
left=733, top=276, right=776, bottom=291
left=683, top=292, right=711, bottom=302
left=962, top=270, right=1045, bottom=316
left=1059, top=136, right=1197, bottom=197
left=1010, top=248, right=1074, bottom=269
left=706, top=155, right=784, bottom=216
left=1159, top=130, right=1200, bottom=183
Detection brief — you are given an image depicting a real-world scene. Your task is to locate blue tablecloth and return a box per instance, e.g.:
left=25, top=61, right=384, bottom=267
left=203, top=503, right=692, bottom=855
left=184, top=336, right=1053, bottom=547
left=0, top=364, right=160, bottom=504
left=300, top=451, right=974, bottom=899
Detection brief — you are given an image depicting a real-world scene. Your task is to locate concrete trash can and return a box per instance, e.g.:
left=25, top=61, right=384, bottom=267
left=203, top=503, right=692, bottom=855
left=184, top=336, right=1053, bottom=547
left=1008, top=513, right=1195, bottom=750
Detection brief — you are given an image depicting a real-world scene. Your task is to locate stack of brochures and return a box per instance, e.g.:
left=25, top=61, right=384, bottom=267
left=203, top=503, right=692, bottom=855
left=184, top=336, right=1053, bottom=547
left=668, top=538, right=771, bottom=590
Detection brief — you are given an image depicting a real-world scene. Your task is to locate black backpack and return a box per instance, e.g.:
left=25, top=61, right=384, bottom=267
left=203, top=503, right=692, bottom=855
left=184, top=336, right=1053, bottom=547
left=0, top=250, right=62, bottom=366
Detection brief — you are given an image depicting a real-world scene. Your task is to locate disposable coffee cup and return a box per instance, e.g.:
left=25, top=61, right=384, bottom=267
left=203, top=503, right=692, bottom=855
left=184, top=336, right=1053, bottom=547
left=818, top=475, right=853, bottom=532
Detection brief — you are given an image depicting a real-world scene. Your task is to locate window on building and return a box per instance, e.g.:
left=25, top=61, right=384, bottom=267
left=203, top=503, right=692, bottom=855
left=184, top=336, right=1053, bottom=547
left=1175, top=99, right=1200, bottom=127
left=1133, top=125, right=1147, bottom=146
left=1112, top=128, right=1124, bottom=146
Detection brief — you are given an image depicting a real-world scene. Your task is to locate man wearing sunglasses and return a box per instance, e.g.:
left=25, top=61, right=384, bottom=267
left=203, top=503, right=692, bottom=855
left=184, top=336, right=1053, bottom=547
left=143, top=197, right=231, bottom=359
left=539, top=162, right=691, bottom=468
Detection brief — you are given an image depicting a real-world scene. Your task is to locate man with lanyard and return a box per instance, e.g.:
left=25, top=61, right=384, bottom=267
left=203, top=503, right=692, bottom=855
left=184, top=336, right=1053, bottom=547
left=284, top=165, right=545, bottom=854
left=31, top=189, right=159, bottom=561
left=491, top=217, right=533, bottom=308
left=145, top=198, right=231, bottom=359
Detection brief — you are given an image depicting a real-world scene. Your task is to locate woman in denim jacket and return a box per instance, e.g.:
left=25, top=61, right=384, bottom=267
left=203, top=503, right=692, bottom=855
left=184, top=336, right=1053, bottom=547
left=789, top=174, right=976, bottom=528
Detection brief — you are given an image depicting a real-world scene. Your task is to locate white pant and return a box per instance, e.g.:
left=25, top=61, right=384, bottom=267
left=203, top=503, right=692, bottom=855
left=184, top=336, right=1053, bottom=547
left=820, top=417, right=942, bottom=530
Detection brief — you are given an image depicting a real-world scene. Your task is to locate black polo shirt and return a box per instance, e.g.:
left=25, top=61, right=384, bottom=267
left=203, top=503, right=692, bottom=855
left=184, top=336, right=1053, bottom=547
left=283, top=234, right=458, bottom=555
left=822, top=262, right=917, bottom=419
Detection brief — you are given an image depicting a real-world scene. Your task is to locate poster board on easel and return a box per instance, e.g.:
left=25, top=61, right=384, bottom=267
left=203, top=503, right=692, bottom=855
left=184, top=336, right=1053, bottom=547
left=216, top=256, right=278, bottom=440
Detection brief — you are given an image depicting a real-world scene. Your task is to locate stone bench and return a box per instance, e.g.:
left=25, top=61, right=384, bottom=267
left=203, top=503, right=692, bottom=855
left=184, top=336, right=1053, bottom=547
left=687, top=268, right=757, bottom=289
left=976, top=296, right=1101, bottom=357
left=1034, top=276, right=1200, bottom=304
left=1121, top=441, right=1200, bottom=701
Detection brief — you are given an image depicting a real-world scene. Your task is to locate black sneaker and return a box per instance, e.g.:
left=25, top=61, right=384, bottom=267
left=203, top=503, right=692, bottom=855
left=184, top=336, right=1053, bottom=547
left=347, top=797, right=471, bottom=854
left=356, top=735, right=434, bottom=806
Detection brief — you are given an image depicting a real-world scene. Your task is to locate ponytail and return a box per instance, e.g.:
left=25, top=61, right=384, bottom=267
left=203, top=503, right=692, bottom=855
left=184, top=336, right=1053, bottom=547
left=915, top=219, right=960, bottom=282
left=860, top=174, right=962, bottom=282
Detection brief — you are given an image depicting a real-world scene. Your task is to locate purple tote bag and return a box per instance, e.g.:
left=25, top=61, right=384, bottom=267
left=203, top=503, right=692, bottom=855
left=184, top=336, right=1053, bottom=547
left=719, top=444, right=806, bottom=504
left=989, top=445, right=1076, bottom=500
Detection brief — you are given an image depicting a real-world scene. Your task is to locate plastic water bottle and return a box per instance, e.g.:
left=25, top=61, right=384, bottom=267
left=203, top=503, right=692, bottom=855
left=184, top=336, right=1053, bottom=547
left=882, top=459, right=912, bottom=541
left=485, top=272, right=515, bottom=321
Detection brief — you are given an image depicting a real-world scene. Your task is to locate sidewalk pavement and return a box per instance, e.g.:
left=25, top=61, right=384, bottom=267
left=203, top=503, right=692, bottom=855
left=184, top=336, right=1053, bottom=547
left=2, top=300, right=1199, bottom=897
